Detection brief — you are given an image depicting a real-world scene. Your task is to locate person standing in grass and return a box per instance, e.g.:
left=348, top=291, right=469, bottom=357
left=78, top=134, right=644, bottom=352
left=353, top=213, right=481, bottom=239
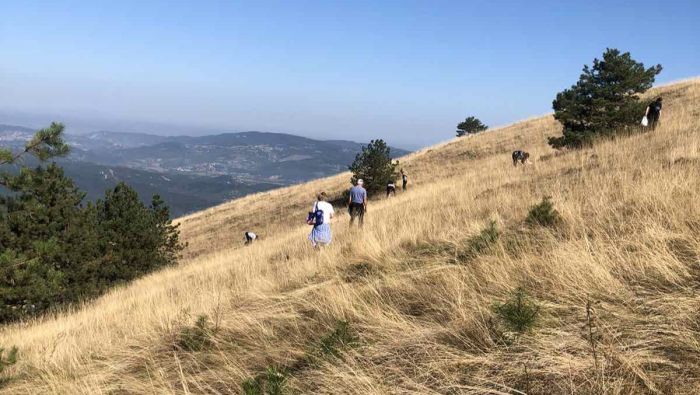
left=348, top=179, right=367, bottom=227
left=308, top=192, right=334, bottom=248
left=401, top=169, right=408, bottom=191
left=645, top=96, right=663, bottom=130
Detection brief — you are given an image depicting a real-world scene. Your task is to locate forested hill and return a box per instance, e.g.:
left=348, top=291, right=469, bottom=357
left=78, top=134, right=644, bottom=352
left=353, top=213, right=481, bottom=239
left=0, top=126, right=408, bottom=216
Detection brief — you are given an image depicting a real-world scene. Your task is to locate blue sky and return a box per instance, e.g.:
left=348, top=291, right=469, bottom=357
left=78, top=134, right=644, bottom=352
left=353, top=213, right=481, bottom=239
left=2, top=1, right=699, bottom=149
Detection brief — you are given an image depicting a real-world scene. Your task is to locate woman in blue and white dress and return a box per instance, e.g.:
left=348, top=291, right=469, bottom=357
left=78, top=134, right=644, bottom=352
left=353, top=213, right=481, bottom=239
left=308, top=192, right=334, bottom=248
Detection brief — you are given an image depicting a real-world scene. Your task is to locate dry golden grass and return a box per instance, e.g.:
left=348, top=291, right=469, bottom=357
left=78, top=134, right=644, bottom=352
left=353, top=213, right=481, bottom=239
left=1, top=79, right=699, bottom=394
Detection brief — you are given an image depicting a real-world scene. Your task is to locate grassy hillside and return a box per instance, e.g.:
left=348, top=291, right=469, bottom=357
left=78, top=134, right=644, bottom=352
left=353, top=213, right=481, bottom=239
left=0, top=79, right=698, bottom=394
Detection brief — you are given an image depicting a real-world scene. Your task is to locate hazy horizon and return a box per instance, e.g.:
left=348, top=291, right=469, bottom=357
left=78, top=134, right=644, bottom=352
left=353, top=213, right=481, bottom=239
left=0, top=109, right=425, bottom=149
left=2, top=1, right=699, bottom=149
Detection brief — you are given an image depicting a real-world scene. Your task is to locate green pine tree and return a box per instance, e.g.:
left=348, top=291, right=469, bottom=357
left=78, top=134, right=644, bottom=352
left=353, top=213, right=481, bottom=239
left=348, top=139, right=398, bottom=195
left=0, top=124, right=77, bottom=321
left=96, top=183, right=183, bottom=283
left=0, top=164, right=103, bottom=320
left=549, top=48, right=662, bottom=149
left=0, top=122, right=69, bottom=168
left=0, top=123, right=183, bottom=323
left=150, top=194, right=185, bottom=265
left=456, top=116, right=488, bottom=137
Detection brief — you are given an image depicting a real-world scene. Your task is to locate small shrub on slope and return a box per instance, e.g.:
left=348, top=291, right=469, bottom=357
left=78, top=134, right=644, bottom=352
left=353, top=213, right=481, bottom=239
left=526, top=197, right=562, bottom=228
left=264, top=366, right=287, bottom=395
left=493, top=288, right=540, bottom=333
left=0, top=346, right=17, bottom=373
left=241, top=366, right=287, bottom=395
left=342, top=262, right=382, bottom=282
left=457, top=220, right=500, bottom=262
left=241, top=320, right=357, bottom=394
left=467, top=220, right=500, bottom=255
left=318, top=320, right=358, bottom=358
left=241, top=376, right=263, bottom=395
left=178, top=314, right=215, bottom=352
left=0, top=346, right=18, bottom=387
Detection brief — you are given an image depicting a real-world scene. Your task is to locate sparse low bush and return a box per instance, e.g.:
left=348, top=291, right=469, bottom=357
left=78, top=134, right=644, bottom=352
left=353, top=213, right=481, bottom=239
left=241, top=376, right=263, bottom=395
left=526, top=197, right=562, bottom=228
left=493, top=288, right=540, bottom=333
left=178, top=315, right=214, bottom=351
left=459, top=149, right=480, bottom=159
left=318, top=320, right=358, bottom=358
left=241, top=320, right=357, bottom=394
left=0, top=346, right=17, bottom=373
left=469, top=220, right=500, bottom=254
left=342, top=262, right=381, bottom=282
left=265, top=366, right=287, bottom=395
left=457, top=220, right=500, bottom=262
left=241, top=366, right=287, bottom=395
left=408, top=240, right=454, bottom=257
left=0, top=346, right=18, bottom=387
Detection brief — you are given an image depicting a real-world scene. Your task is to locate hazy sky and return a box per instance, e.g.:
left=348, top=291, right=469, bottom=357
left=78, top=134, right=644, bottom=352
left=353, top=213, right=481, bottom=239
left=2, top=1, right=699, bottom=149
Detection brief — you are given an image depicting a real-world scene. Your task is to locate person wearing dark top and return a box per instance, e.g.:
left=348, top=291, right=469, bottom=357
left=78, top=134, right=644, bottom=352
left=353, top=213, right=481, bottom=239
left=348, top=179, right=367, bottom=227
left=401, top=169, right=408, bottom=191
left=386, top=180, right=396, bottom=197
left=645, top=97, right=663, bottom=130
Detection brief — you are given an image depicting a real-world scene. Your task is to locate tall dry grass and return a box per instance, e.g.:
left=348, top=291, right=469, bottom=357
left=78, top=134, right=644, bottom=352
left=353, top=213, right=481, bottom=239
left=0, top=79, right=699, bottom=394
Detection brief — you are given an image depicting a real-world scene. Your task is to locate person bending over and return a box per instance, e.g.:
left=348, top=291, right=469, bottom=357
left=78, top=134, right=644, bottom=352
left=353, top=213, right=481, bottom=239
left=244, top=231, right=257, bottom=245
left=386, top=180, right=396, bottom=197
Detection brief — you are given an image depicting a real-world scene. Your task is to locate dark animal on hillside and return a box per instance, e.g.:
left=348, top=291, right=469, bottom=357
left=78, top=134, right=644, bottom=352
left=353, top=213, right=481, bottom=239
left=512, top=150, right=530, bottom=166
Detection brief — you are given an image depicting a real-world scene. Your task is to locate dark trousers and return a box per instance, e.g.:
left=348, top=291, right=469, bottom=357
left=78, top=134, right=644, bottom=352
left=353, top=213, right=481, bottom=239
left=402, top=180, right=407, bottom=190
left=386, top=186, right=396, bottom=197
left=648, top=112, right=660, bottom=129
left=349, top=203, right=365, bottom=226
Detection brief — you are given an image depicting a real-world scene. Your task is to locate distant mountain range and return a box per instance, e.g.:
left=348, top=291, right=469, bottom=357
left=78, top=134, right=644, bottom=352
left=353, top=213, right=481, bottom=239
left=0, top=124, right=409, bottom=216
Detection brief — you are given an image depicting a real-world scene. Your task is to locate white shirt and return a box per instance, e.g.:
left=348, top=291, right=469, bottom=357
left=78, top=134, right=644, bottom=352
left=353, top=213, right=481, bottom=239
left=313, top=201, right=335, bottom=224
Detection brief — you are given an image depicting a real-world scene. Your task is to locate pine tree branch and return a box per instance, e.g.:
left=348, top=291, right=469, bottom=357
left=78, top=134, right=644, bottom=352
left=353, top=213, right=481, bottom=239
left=0, top=138, right=47, bottom=167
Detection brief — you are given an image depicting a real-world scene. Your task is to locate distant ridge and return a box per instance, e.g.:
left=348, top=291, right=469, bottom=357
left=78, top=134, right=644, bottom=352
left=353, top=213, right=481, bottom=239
left=1, top=126, right=410, bottom=216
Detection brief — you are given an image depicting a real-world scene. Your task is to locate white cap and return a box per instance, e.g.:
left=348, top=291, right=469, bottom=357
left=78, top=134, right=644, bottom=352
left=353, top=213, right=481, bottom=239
left=357, top=179, right=364, bottom=185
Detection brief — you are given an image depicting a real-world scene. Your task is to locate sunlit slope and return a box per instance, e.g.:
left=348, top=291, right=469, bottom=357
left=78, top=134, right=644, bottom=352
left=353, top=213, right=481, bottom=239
left=0, top=79, right=698, bottom=394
